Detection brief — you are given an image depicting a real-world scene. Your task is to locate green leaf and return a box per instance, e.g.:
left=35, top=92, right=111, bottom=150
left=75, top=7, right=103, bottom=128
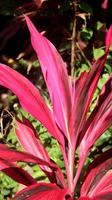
left=96, top=21, right=103, bottom=30
left=81, top=28, right=93, bottom=41
left=7, top=129, right=17, bottom=144
left=98, top=74, right=109, bottom=89
left=93, top=48, right=105, bottom=60
left=79, top=2, right=93, bottom=14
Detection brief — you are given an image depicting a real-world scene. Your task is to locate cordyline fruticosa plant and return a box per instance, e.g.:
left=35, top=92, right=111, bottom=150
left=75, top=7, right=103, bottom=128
left=0, top=16, right=112, bottom=200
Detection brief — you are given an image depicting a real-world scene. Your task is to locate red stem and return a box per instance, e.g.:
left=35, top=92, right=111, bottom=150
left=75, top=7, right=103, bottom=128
left=73, top=154, right=86, bottom=193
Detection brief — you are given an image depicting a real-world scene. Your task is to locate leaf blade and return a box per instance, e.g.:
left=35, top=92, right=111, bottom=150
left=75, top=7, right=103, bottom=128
left=0, top=63, right=64, bottom=144
left=80, top=149, right=112, bottom=199
left=13, top=183, right=68, bottom=200
left=0, top=158, right=36, bottom=186
left=25, top=16, right=72, bottom=141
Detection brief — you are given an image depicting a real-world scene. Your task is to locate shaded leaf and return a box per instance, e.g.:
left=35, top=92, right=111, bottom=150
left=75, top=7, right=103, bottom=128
left=73, top=25, right=112, bottom=142
left=80, top=149, right=112, bottom=199
left=13, top=182, right=69, bottom=200
left=34, top=0, right=44, bottom=8
left=102, top=0, right=108, bottom=9
left=0, top=144, right=56, bottom=170
left=0, top=158, right=36, bottom=186
left=72, top=54, right=107, bottom=141
left=79, top=75, right=112, bottom=156
left=16, top=118, right=50, bottom=165
left=15, top=118, right=66, bottom=187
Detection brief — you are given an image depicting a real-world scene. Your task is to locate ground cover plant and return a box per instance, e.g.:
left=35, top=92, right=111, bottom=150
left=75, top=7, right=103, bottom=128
left=0, top=16, right=112, bottom=200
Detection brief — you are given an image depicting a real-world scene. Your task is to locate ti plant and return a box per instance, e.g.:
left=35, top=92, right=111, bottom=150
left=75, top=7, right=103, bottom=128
left=0, top=16, right=112, bottom=200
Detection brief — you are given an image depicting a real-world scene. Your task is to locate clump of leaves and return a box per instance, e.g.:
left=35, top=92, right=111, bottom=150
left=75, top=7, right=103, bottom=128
left=0, top=16, right=111, bottom=200
left=0, top=172, right=18, bottom=199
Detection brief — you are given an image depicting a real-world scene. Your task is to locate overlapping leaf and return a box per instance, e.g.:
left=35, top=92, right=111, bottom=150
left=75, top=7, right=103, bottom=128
left=0, top=64, right=64, bottom=145
left=73, top=54, right=108, bottom=140
left=16, top=118, right=50, bottom=163
left=72, top=26, right=112, bottom=142
left=0, top=158, right=36, bottom=186
left=79, top=149, right=112, bottom=200
left=16, top=118, right=66, bottom=187
left=25, top=16, right=73, bottom=142
left=0, top=144, right=56, bottom=170
left=13, top=182, right=69, bottom=200
left=79, top=75, right=112, bottom=156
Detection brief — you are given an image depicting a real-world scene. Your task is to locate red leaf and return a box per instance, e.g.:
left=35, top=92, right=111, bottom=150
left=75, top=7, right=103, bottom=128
left=105, top=26, right=112, bottom=52
left=72, top=26, right=112, bottom=142
left=93, top=192, right=112, bottom=200
left=102, top=0, right=108, bottom=9
left=0, top=144, right=66, bottom=187
left=0, top=63, right=64, bottom=145
left=25, top=16, right=73, bottom=142
left=0, top=144, right=56, bottom=170
left=78, top=198, right=91, bottom=200
left=79, top=76, right=112, bottom=156
left=16, top=118, right=50, bottom=164
left=0, top=158, right=36, bottom=186
left=13, top=182, right=69, bottom=200
left=80, top=149, right=112, bottom=199
left=72, top=54, right=108, bottom=141
left=16, top=119, right=66, bottom=187
left=34, top=0, right=44, bottom=8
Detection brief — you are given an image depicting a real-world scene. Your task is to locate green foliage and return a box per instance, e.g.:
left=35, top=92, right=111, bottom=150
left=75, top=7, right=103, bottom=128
left=81, top=28, right=93, bottom=41
left=0, top=172, right=18, bottom=199
left=79, top=2, right=93, bottom=14
left=95, top=128, right=112, bottom=148
left=0, top=0, right=18, bottom=15
left=93, top=48, right=105, bottom=60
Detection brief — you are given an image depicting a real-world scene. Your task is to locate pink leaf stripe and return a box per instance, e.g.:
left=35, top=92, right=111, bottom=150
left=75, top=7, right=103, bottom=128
left=16, top=118, right=53, bottom=181
left=0, top=144, right=56, bottom=170
left=73, top=53, right=107, bottom=142
left=0, top=144, right=66, bottom=187
left=13, top=183, right=69, bottom=200
left=79, top=75, right=112, bottom=156
left=25, top=16, right=73, bottom=141
left=0, top=64, right=64, bottom=145
left=16, top=118, right=50, bottom=163
left=80, top=149, right=112, bottom=199
left=73, top=26, right=112, bottom=142
left=0, top=158, right=36, bottom=186
left=105, top=26, right=112, bottom=52
left=16, top=118, right=66, bottom=187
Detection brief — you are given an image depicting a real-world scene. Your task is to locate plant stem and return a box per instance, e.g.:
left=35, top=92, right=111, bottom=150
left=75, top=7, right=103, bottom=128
left=76, top=42, right=92, bottom=68
left=60, top=142, right=75, bottom=196
left=71, top=0, right=77, bottom=79
left=60, top=145, right=69, bottom=183
left=73, top=154, right=86, bottom=193
left=67, top=137, right=78, bottom=197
